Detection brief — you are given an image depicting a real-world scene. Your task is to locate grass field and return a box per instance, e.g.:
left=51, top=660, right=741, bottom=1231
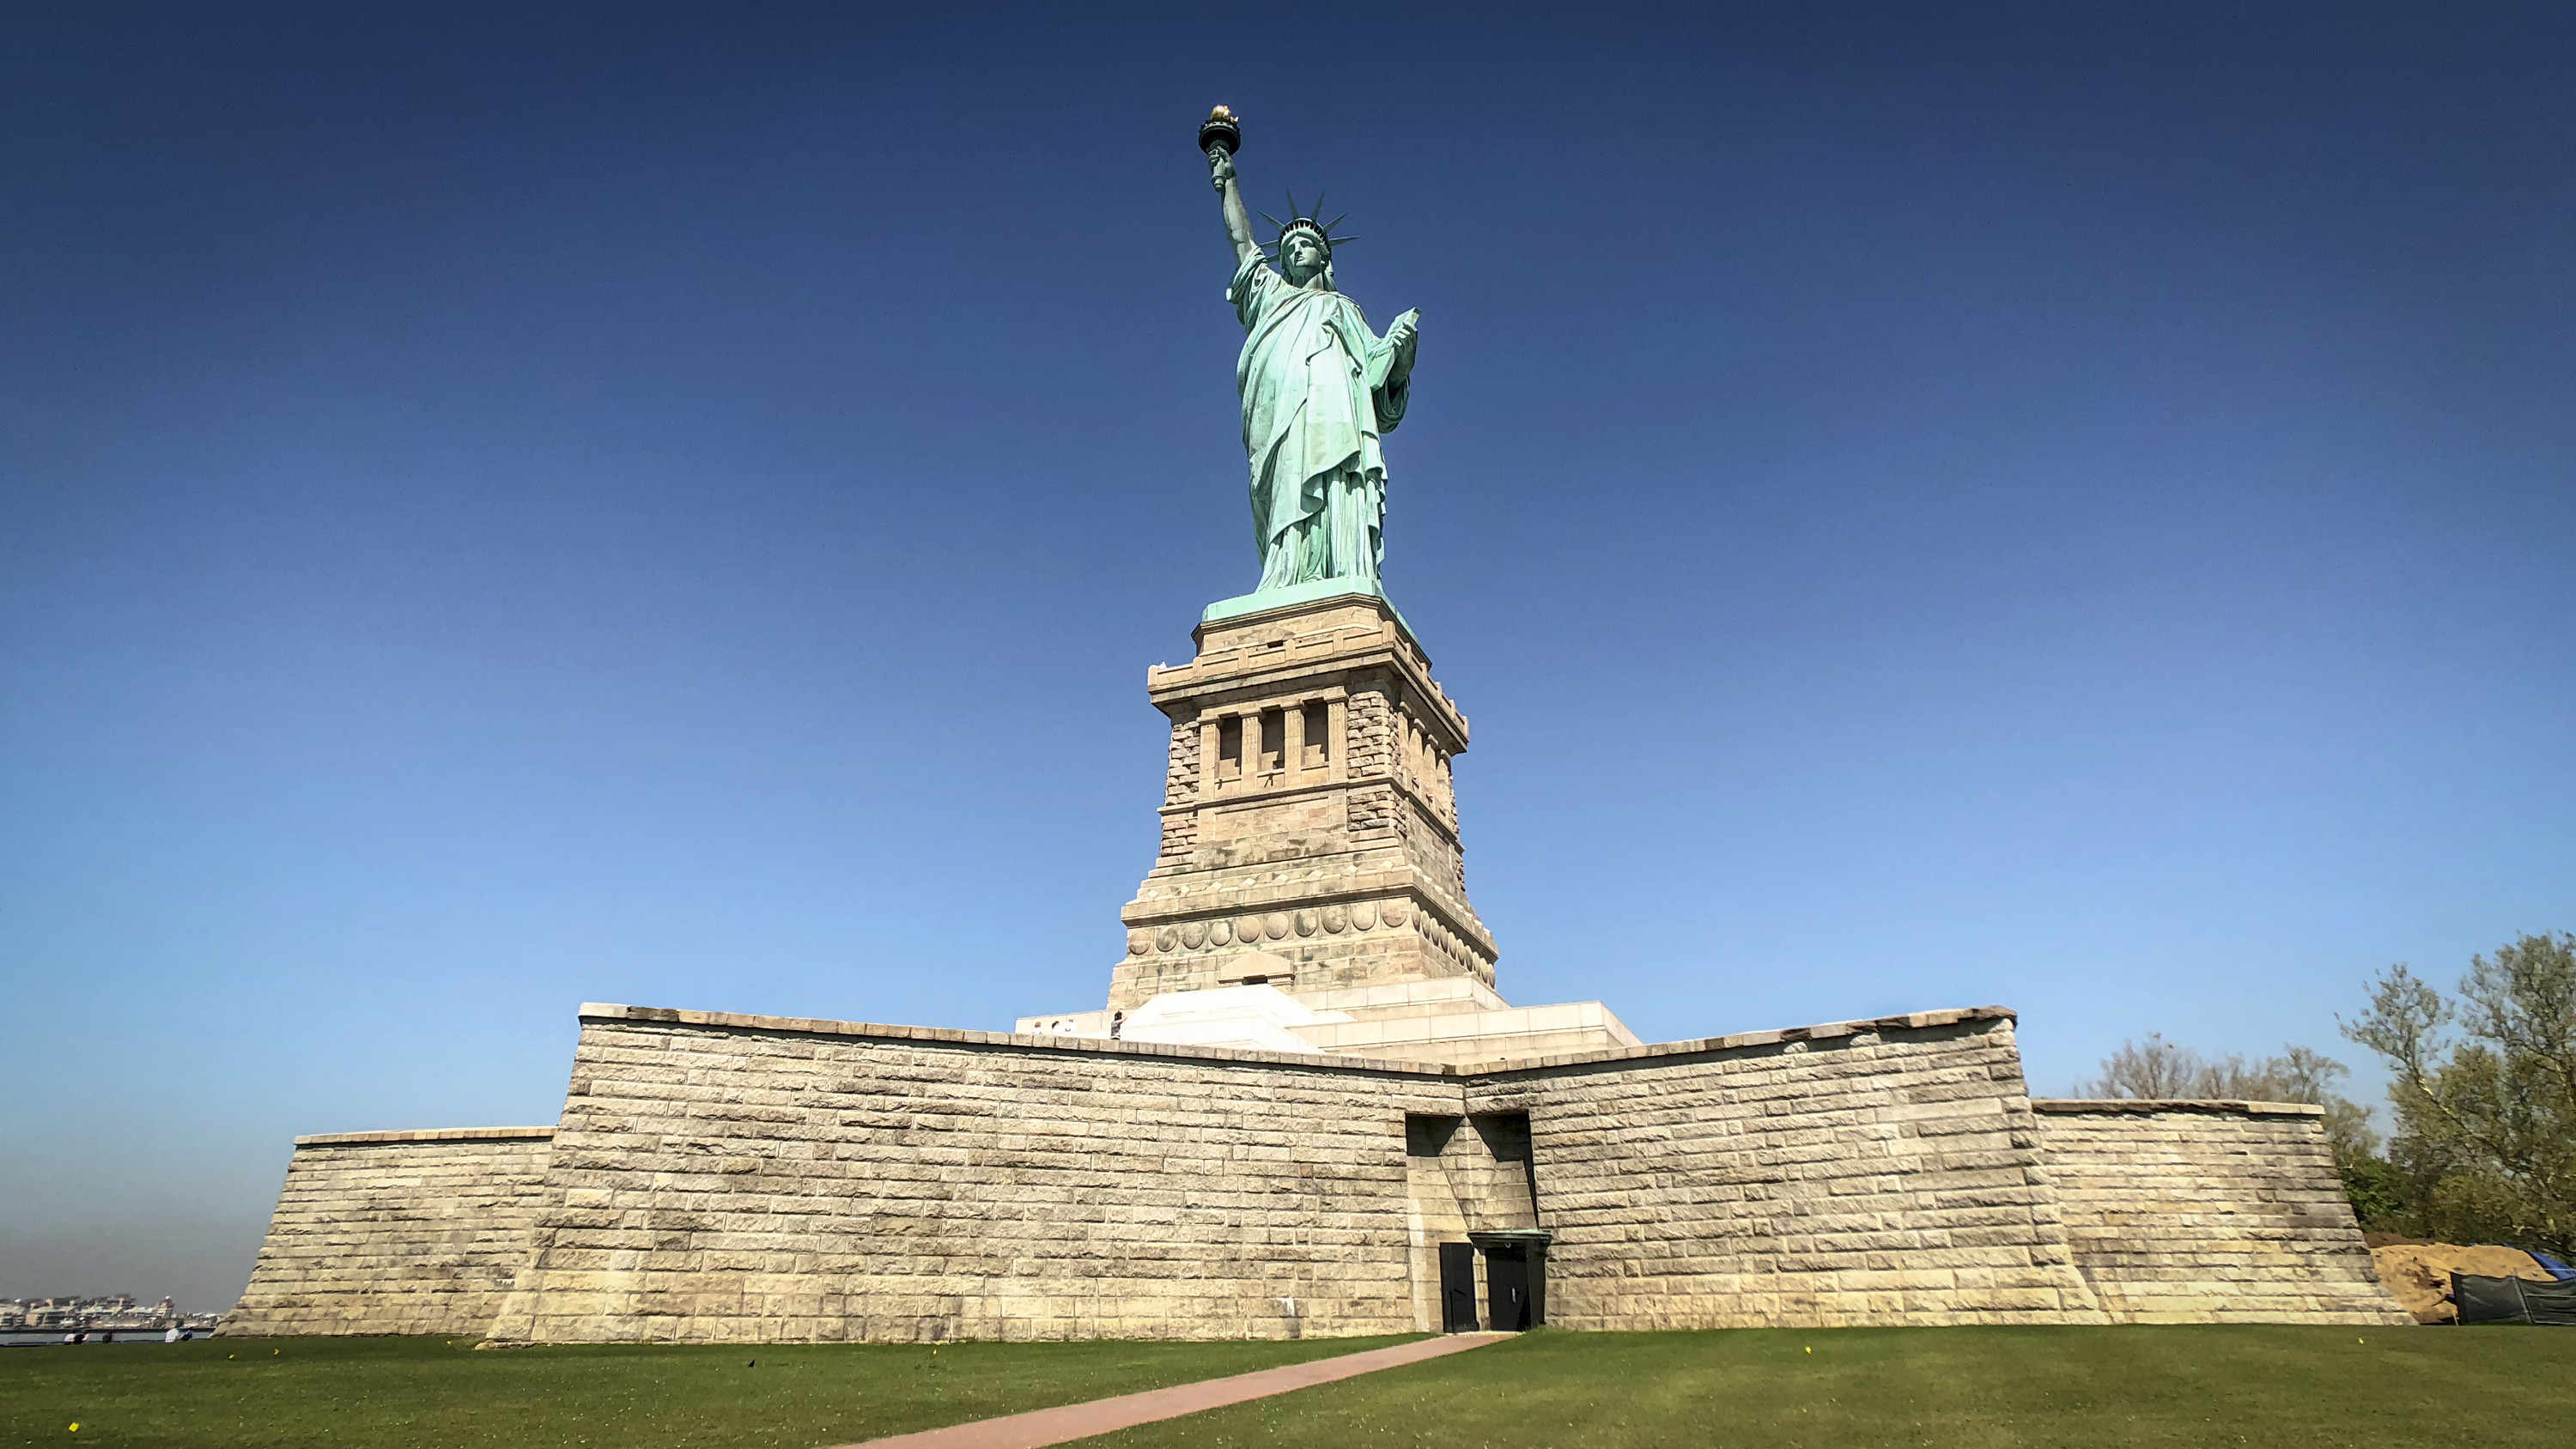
left=4, top=1325, right=2572, bottom=1448
left=0, top=1334, right=1411, bottom=1448
left=1092, top=1325, right=2576, bottom=1449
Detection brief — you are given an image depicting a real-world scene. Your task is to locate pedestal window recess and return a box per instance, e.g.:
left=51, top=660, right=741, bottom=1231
left=1301, top=701, right=1331, bottom=770
left=1217, top=717, right=1243, bottom=782
left=1256, top=707, right=1285, bottom=782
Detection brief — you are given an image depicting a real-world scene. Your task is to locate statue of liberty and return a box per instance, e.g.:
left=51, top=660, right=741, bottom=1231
left=1203, top=109, right=1420, bottom=595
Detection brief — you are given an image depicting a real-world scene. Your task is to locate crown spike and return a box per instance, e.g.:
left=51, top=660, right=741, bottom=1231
left=1309, top=191, right=1326, bottom=221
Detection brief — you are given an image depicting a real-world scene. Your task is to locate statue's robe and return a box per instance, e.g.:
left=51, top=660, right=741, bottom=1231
left=1230, top=252, right=1411, bottom=590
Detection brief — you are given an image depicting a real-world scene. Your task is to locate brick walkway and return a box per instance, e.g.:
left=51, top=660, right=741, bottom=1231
left=820, top=1333, right=1509, bottom=1449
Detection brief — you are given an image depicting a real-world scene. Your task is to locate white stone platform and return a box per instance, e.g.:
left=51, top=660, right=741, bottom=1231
left=1015, top=977, right=1639, bottom=1067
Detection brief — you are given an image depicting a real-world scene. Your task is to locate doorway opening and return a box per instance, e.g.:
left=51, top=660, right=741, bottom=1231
left=1470, top=1232, right=1548, bottom=1331
left=1437, top=1242, right=1478, bottom=1332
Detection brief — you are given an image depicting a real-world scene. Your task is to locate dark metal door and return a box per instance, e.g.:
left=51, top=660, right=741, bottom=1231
left=1438, top=1243, right=1478, bottom=1331
left=1485, top=1245, right=1531, bottom=1331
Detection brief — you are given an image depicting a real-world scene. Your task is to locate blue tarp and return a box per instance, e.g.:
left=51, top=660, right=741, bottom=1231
left=2528, top=1250, right=2576, bottom=1282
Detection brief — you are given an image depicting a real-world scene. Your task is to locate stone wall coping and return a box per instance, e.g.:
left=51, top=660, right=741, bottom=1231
left=577, top=1003, right=1464, bottom=1076
left=574, top=1002, right=2015, bottom=1079
left=294, top=1126, right=559, bottom=1147
left=2029, top=1097, right=2325, bottom=1118
left=1461, top=1005, right=2016, bottom=1076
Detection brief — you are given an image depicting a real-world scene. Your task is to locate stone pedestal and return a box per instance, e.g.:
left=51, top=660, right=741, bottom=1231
left=1104, top=590, right=1498, bottom=1011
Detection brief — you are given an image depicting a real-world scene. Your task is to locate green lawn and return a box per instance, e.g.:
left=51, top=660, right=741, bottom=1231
left=1091, top=1325, right=2576, bottom=1449
left=5, top=1325, right=2571, bottom=1449
left=0, top=1333, right=1413, bottom=1448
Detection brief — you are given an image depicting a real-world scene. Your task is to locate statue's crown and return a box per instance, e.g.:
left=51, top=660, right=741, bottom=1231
left=1260, top=191, right=1358, bottom=259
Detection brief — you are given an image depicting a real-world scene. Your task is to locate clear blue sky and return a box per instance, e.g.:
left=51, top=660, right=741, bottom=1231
left=4, top=2, right=2570, bottom=1312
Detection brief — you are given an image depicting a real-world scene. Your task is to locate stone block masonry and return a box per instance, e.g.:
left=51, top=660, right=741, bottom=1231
left=1469, top=1009, right=2110, bottom=1329
left=222, top=1127, right=556, bottom=1337
left=2032, top=1100, right=2411, bottom=1325
left=234, top=1006, right=2408, bottom=1341
left=483, top=1007, right=1471, bottom=1344
left=490, top=1008, right=2096, bottom=1343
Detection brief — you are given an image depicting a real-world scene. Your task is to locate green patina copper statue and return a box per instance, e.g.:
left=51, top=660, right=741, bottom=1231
left=1204, top=108, right=1420, bottom=597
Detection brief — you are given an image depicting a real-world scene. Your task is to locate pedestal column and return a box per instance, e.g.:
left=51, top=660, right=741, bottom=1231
left=1107, top=590, right=1498, bottom=1010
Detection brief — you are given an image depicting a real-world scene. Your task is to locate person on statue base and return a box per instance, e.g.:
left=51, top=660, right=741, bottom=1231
left=1207, top=142, right=1419, bottom=594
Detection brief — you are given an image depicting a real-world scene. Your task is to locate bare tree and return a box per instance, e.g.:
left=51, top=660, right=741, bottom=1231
left=2076, top=1034, right=2380, bottom=1163
left=2075, top=1034, right=2207, bottom=1099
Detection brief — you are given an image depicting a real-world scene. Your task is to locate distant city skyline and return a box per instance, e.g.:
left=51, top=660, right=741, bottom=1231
left=3, top=1295, right=225, bottom=1336
left=4, top=2, right=2571, bottom=1313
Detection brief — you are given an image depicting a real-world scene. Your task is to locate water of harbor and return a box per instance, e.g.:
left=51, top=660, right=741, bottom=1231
left=1, top=1330, right=213, bottom=1348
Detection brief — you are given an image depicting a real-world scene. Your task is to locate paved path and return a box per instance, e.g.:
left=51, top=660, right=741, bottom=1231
left=821, top=1333, right=1509, bottom=1449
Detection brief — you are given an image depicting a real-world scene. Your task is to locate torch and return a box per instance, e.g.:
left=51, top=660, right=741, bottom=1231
left=1200, top=105, right=1241, bottom=160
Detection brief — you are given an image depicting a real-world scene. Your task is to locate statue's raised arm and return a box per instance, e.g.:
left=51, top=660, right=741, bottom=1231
left=1195, top=106, right=1419, bottom=598
left=1207, top=136, right=1259, bottom=267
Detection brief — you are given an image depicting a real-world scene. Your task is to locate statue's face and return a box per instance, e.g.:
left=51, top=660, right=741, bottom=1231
left=1281, top=232, right=1328, bottom=284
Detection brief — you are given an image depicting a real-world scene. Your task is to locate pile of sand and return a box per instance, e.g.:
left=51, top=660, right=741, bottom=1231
left=2370, top=1241, right=2555, bottom=1324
